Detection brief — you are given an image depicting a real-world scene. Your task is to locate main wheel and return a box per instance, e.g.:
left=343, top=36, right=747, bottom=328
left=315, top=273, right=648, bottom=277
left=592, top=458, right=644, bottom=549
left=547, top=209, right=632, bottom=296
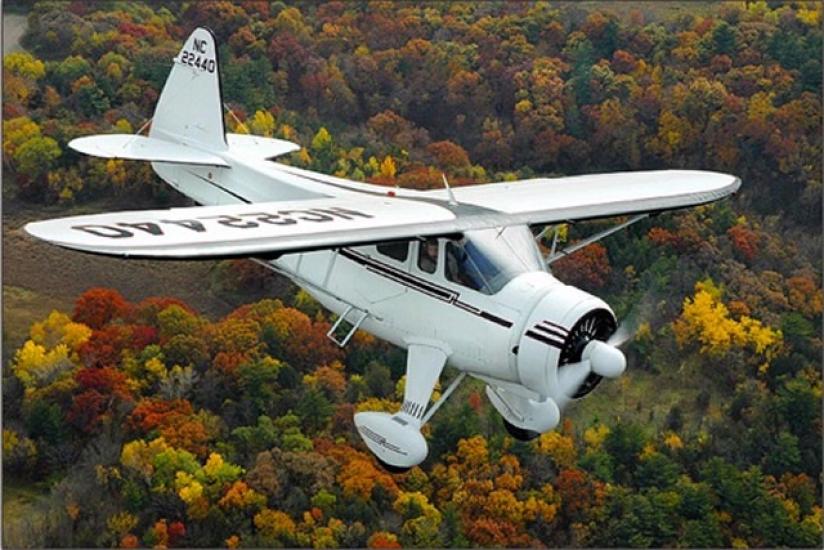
left=503, top=419, right=540, bottom=441
left=375, top=457, right=411, bottom=474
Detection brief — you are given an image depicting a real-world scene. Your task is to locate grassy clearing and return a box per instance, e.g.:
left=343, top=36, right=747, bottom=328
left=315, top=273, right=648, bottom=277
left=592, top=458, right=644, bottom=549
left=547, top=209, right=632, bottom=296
left=3, top=478, right=45, bottom=519
left=2, top=286, right=74, bottom=364
left=568, top=354, right=721, bottom=437
left=2, top=477, right=51, bottom=548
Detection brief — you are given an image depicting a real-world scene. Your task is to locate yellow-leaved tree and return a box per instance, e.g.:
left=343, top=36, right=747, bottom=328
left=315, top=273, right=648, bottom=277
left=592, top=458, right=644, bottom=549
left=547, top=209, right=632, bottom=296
left=673, top=279, right=782, bottom=366
left=249, top=110, right=276, bottom=137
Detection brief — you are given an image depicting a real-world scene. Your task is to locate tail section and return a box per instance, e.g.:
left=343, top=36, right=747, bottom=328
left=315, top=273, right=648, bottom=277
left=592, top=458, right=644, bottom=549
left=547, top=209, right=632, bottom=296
left=149, top=27, right=227, bottom=151
left=68, top=26, right=302, bottom=179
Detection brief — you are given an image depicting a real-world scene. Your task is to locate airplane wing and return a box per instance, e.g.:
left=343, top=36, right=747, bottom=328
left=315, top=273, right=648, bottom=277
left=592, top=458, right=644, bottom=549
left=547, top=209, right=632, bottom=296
left=24, top=170, right=739, bottom=259
left=421, top=170, right=741, bottom=225
left=23, top=196, right=465, bottom=259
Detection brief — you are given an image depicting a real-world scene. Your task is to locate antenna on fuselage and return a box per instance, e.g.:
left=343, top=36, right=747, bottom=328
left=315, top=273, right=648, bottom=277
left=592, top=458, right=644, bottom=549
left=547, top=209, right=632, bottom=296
left=441, top=173, right=458, bottom=206
left=223, top=104, right=249, bottom=134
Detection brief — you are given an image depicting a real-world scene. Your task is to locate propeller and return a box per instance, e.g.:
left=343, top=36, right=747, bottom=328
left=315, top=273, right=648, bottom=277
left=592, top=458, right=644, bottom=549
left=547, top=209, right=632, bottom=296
left=555, top=308, right=638, bottom=406
left=557, top=341, right=626, bottom=401
left=607, top=321, right=634, bottom=347
left=556, top=289, right=657, bottom=405
left=608, top=283, right=662, bottom=348
left=557, top=359, right=592, bottom=398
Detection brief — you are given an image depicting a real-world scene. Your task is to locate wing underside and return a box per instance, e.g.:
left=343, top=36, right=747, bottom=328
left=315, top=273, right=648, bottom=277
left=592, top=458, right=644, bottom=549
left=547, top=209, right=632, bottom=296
left=24, top=170, right=740, bottom=259
left=24, top=196, right=461, bottom=259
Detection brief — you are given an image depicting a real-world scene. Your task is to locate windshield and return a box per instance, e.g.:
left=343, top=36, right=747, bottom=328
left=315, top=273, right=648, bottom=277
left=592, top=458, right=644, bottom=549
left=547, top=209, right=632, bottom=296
left=445, top=226, right=545, bottom=294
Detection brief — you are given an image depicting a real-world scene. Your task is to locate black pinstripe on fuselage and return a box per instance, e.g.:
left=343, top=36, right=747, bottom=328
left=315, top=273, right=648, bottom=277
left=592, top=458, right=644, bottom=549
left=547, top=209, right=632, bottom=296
left=338, top=248, right=513, bottom=329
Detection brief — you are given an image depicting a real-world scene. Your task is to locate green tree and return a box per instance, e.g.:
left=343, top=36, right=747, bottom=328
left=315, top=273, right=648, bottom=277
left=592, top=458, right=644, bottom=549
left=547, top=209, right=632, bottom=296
left=237, top=358, right=282, bottom=421
left=295, top=388, right=333, bottom=433
left=363, top=362, right=393, bottom=398
left=52, top=55, right=91, bottom=93
left=711, top=21, right=737, bottom=56
left=14, top=136, right=61, bottom=180
left=604, top=422, right=646, bottom=484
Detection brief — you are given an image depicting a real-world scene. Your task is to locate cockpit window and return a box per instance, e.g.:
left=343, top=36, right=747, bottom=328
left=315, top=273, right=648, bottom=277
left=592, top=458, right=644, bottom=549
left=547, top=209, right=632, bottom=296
left=444, top=226, right=545, bottom=294
left=445, top=241, right=484, bottom=291
left=417, top=238, right=439, bottom=274
left=376, top=241, right=409, bottom=263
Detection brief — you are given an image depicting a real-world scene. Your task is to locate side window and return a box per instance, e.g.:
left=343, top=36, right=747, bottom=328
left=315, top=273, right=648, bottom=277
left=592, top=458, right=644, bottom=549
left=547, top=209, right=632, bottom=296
left=376, top=241, right=409, bottom=263
left=445, top=240, right=487, bottom=293
left=417, top=238, right=439, bottom=274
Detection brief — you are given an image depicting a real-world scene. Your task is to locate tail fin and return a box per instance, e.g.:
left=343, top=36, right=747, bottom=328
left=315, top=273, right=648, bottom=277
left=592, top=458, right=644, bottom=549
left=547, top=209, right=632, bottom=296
left=149, top=27, right=227, bottom=151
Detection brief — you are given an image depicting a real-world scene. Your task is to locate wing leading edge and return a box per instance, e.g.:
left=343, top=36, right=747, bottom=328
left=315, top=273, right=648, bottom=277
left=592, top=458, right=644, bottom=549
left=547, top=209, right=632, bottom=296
left=24, top=196, right=461, bottom=259
left=421, top=170, right=741, bottom=224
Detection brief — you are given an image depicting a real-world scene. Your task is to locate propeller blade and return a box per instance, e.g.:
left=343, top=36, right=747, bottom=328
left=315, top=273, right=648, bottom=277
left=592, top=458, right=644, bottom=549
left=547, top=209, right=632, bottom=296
left=607, top=321, right=634, bottom=347
left=557, top=360, right=591, bottom=398
left=608, top=286, right=660, bottom=347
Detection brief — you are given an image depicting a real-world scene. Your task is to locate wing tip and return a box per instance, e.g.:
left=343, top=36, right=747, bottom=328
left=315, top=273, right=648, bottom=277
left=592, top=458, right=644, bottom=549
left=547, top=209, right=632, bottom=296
left=23, top=219, right=74, bottom=250
left=23, top=220, right=46, bottom=240
left=730, top=175, right=742, bottom=194
left=668, top=169, right=741, bottom=196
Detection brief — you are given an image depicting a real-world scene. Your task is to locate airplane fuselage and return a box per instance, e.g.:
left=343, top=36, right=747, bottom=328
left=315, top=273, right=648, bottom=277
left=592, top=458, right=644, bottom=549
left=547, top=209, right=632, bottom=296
left=151, top=154, right=596, bottom=393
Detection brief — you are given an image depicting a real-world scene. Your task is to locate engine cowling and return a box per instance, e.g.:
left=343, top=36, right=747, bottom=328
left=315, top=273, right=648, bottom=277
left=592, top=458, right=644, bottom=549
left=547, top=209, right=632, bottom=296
left=516, top=283, right=619, bottom=404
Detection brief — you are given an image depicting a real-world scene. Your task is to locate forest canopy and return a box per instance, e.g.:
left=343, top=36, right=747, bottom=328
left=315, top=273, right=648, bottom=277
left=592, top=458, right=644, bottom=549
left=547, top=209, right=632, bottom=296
left=2, top=1, right=821, bottom=548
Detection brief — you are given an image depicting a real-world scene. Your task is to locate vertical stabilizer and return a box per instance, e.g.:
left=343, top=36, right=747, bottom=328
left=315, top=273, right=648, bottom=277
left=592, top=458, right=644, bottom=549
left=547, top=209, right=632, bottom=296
left=149, top=27, right=227, bottom=151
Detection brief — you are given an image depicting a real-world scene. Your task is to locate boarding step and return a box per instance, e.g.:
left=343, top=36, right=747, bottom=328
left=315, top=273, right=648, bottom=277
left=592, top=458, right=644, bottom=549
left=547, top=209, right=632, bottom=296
left=326, top=305, right=369, bottom=347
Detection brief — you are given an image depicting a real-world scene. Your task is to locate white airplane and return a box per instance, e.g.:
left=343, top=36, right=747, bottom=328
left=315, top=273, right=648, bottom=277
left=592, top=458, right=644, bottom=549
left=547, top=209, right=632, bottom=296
left=25, top=28, right=740, bottom=471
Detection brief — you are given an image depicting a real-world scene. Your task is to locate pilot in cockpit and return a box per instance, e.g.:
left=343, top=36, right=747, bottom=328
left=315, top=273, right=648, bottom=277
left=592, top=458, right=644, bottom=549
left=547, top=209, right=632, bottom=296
left=418, top=238, right=439, bottom=274
left=421, top=228, right=542, bottom=295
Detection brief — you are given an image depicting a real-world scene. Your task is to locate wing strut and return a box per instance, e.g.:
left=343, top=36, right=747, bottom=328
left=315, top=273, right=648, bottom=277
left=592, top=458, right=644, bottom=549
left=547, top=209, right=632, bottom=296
left=421, top=371, right=466, bottom=425
left=546, top=213, right=649, bottom=266
left=441, top=173, right=458, bottom=206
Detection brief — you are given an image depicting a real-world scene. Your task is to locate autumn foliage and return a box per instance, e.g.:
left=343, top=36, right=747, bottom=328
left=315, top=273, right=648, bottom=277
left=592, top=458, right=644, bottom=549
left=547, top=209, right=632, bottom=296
left=551, top=243, right=612, bottom=289
left=3, top=1, right=822, bottom=548
left=73, top=288, right=131, bottom=329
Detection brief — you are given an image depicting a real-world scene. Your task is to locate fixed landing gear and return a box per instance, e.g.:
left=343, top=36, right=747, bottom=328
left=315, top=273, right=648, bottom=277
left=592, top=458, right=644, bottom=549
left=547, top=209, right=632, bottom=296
left=502, top=418, right=540, bottom=441
left=358, top=346, right=470, bottom=473
left=376, top=456, right=411, bottom=474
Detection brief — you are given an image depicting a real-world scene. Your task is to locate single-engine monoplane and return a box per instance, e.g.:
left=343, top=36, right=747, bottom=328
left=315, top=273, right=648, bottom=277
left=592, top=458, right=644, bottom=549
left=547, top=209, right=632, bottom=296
left=25, top=28, right=740, bottom=470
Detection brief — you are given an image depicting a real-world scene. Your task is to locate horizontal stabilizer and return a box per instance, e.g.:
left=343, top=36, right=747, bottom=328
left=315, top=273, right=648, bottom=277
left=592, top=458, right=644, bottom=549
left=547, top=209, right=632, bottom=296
left=69, top=135, right=229, bottom=167
left=226, top=133, right=301, bottom=159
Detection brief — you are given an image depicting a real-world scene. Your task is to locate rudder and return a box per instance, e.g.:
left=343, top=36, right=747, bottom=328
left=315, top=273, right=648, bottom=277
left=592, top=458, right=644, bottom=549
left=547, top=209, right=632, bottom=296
left=149, top=27, right=227, bottom=151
